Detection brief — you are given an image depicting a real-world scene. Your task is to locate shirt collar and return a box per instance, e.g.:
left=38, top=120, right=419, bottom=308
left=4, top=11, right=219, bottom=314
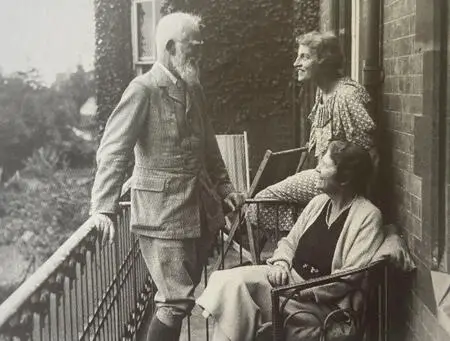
left=155, top=62, right=178, bottom=85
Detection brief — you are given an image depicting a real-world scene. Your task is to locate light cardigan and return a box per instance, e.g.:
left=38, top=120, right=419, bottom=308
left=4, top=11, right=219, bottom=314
left=267, top=193, right=384, bottom=303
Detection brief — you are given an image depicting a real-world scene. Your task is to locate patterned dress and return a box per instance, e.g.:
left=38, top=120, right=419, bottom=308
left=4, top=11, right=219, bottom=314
left=308, top=77, right=375, bottom=158
left=248, top=78, right=376, bottom=232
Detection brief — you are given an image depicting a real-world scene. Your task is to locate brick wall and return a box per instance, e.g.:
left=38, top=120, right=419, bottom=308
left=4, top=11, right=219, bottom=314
left=316, top=0, right=450, bottom=340
left=382, top=0, right=422, bottom=240
left=381, top=0, right=449, bottom=340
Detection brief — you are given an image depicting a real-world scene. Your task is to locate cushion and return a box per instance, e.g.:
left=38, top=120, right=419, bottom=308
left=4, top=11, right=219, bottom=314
left=372, top=224, right=416, bottom=272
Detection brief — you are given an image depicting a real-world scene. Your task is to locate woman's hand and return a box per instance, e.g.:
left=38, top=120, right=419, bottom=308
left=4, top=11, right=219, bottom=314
left=267, top=261, right=290, bottom=287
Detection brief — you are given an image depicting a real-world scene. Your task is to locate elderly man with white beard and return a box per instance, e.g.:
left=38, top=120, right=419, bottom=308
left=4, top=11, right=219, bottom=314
left=88, top=12, right=245, bottom=341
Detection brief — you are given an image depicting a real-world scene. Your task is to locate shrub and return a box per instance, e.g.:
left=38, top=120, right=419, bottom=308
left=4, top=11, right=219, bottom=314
left=0, top=147, right=93, bottom=263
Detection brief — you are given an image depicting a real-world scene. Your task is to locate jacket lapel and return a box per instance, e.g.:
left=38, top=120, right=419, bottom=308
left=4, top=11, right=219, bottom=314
left=186, top=84, right=204, bottom=116
left=167, top=82, right=186, bottom=106
left=151, top=63, right=185, bottom=105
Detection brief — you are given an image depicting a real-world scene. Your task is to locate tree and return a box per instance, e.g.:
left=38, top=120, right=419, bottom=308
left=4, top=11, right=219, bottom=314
left=0, top=68, right=96, bottom=180
left=54, top=64, right=95, bottom=112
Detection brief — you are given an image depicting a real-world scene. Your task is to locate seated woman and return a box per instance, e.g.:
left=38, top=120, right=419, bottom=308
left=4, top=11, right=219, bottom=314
left=197, top=141, right=384, bottom=341
left=248, top=31, right=377, bottom=232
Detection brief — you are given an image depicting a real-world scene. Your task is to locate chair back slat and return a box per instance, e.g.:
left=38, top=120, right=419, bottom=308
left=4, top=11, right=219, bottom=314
left=216, top=133, right=250, bottom=193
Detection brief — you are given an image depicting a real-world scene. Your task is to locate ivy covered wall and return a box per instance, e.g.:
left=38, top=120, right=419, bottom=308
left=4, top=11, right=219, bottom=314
left=94, top=0, right=134, bottom=130
left=161, top=0, right=319, bottom=171
left=161, top=0, right=318, bottom=130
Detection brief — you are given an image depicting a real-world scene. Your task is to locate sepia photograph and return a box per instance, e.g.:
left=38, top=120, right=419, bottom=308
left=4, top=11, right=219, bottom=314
left=0, top=1, right=449, bottom=340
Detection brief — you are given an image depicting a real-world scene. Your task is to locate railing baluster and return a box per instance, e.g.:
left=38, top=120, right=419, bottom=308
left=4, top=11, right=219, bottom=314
left=90, top=248, right=98, bottom=341
left=83, top=248, right=90, bottom=340
left=76, top=261, right=84, bottom=339
left=101, top=245, right=108, bottom=341
left=84, top=256, right=91, bottom=340
left=100, top=240, right=108, bottom=340
left=105, top=243, right=113, bottom=341
left=92, top=242, right=99, bottom=341
left=132, top=234, right=137, bottom=339
left=123, top=213, right=129, bottom=339
left=41, top=291, right=50, bottom=341
left=32, top=310, right=42, bottom=341
left=114, top=222, right=122, bottom=341
left=49, top=293, right=58, bottom=341
left=122, top=231, right=128, bottom=339
left=89, top=247, right=100, bottom=339
left=69, top=265, right=78, bottom=341
left=126, top=235, right=132, bottom=337
left=123, top=209, right=129, bottom=338
left=50, top=274, right=65, bottom=341
left=106, top=244, right=112, bottom=341
left=116, top=223, right=123, bottom=339
left=60, top=277, right=67, bottom=341
left=204, top=263, right=209, bottom=341
left=114, top=243, right=121, bottom=341
left=63, top=277, right=71, bottom=341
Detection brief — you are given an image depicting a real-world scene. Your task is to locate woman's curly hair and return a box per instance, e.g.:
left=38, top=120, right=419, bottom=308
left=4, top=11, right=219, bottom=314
left=296, top=31, right=344, bottom=76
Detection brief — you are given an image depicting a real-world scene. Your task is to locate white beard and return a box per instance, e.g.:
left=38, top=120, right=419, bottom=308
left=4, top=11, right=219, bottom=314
left=172, top=54, right=200, bottom=86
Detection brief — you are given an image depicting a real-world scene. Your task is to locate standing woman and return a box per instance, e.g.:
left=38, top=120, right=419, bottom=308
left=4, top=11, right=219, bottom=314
left=249, top=31, right=377, bottom=230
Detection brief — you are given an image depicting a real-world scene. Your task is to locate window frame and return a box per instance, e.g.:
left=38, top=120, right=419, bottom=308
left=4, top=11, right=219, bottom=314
left=350, top=0, right=360, bottom=82
left=131, top=0, right=160, bottom=74
left=429, top=0, right=449, bottom=272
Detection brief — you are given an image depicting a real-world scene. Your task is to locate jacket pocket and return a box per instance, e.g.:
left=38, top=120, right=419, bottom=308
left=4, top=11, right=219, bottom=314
left=132, top=177, right=166, bottom=191
left=131, top=176, right=172, bottom=228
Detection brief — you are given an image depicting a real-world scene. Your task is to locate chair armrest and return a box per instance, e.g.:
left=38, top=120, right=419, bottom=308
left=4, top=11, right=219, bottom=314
left=245, top=198, right=303, bottom=205
left=271, top=260, right=388, bottom=341
left=271, top=260, right=387, bottom=297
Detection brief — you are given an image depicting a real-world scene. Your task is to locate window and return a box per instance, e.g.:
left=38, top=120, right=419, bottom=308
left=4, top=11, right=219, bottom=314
left=131, top=0, right=161, bottom=75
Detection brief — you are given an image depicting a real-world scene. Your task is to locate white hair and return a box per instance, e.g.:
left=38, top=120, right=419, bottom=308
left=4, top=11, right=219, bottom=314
left=155, top=12, right=202, bottom=58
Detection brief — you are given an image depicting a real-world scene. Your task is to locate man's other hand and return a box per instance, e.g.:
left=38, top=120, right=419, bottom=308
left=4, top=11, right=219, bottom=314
left=88, top=213, right=116, bottom=246
left=223, top=192, right=246, bottom=213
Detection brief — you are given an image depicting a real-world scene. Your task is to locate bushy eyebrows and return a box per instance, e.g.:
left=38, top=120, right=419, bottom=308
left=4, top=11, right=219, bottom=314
left=297, top=52, right=311, bottom=59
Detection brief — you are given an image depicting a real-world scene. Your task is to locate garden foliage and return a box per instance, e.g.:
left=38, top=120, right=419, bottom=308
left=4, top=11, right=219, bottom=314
left=94, top=0, right=134, bottom=129
left=0, top=67, right=96, bottom=264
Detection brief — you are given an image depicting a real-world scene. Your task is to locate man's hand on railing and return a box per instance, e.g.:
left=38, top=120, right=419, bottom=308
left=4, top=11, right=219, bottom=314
left=88, top=213, right=116, bottom=246
left=267, top=261, right=290, bottom=287
left=223, top=191, right=247, bottom=213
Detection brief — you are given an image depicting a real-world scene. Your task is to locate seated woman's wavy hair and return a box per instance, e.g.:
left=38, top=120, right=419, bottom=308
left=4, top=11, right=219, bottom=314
left=328, top=140, right=373, bottom=195
left=296, top=31, right=344, bottom=76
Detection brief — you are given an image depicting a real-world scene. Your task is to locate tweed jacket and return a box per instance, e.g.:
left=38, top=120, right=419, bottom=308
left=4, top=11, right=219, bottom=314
left=267, top=193, right=384, bottom=304
left=90, top=63, right=234, bottom=239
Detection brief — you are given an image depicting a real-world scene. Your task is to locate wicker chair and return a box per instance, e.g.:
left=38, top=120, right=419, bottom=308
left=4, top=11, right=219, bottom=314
left=261, top=260, right=388, bottom=341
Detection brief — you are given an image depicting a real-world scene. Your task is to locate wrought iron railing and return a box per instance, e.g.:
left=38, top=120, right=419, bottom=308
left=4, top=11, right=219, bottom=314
left=0, top=180, right=154, bottom=341
left=0, top=190, right=299, bottom=340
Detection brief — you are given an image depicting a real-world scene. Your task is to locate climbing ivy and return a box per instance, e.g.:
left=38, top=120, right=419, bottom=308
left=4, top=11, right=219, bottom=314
left=94, top=0, right=134, bottom=131
left=161, top=0, right=319, bottom=131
